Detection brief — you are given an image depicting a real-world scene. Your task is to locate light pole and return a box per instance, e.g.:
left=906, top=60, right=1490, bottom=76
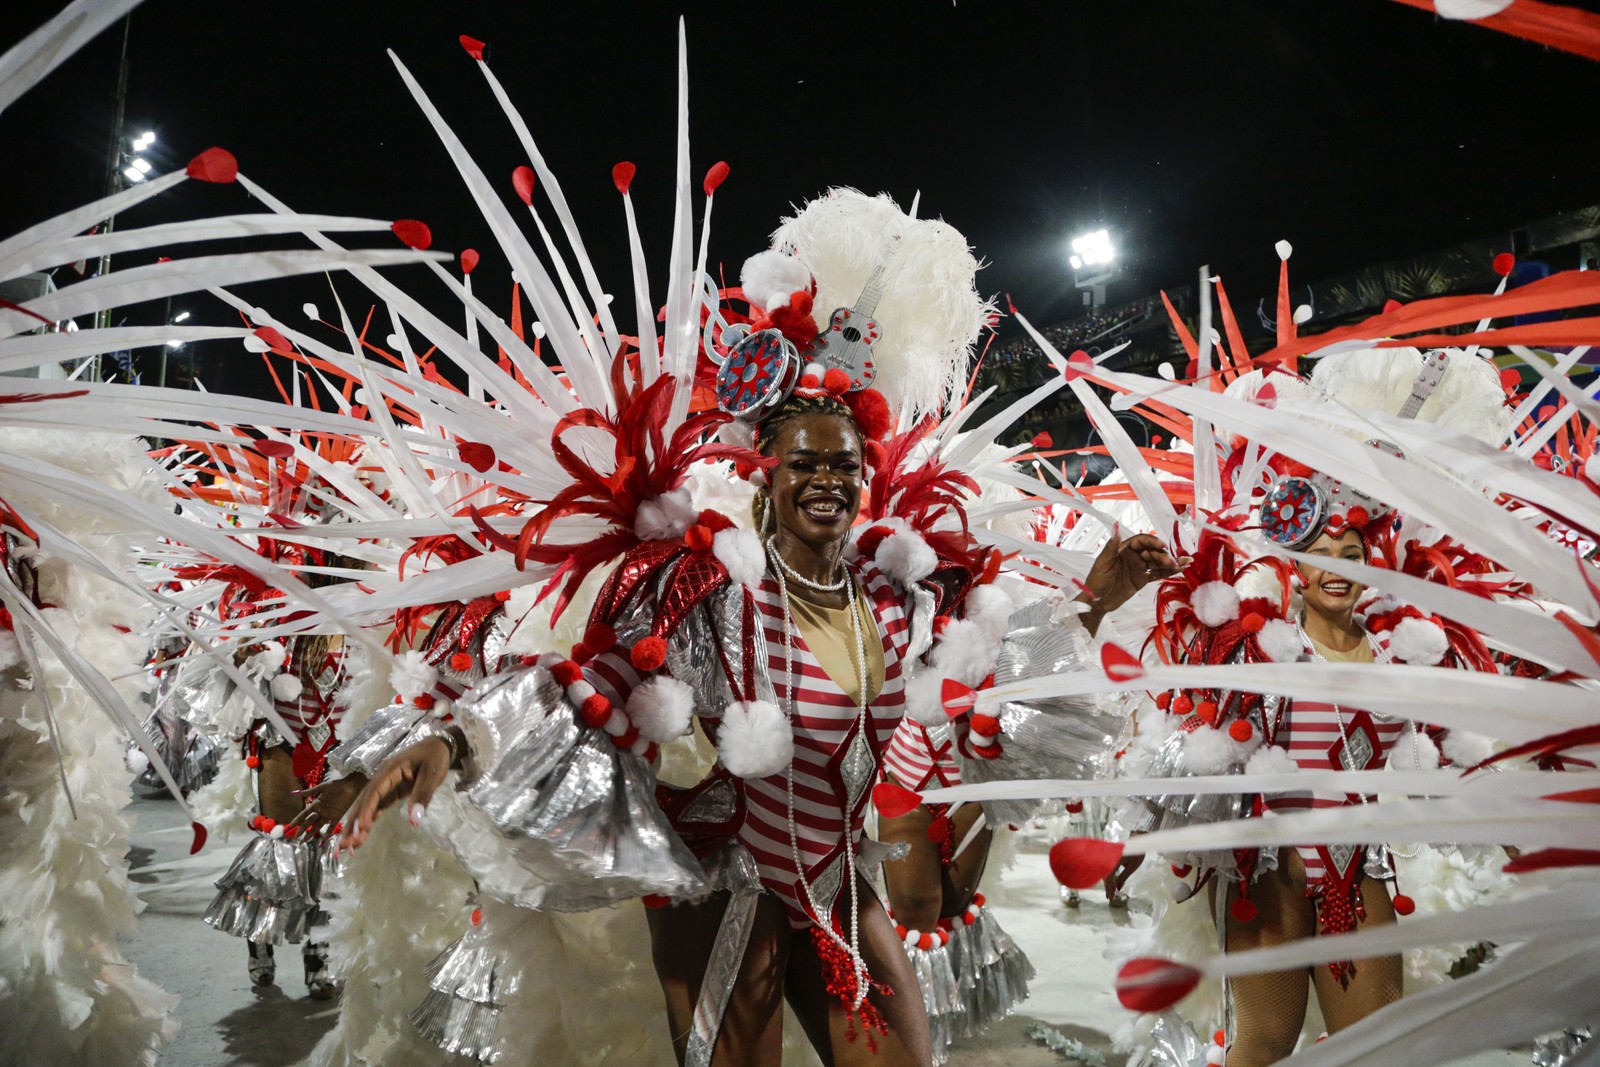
left=1068, top=228, right=1117, bottom=310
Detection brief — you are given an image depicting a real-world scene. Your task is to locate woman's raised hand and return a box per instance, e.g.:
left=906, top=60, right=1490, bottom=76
left=338, top=736, right=452, bottom=852
left=1076, top=530, right=1187, bottom=633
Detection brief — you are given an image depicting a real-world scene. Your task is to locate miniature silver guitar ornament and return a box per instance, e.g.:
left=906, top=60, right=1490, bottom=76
left=808, top=265, right=885, bottom=390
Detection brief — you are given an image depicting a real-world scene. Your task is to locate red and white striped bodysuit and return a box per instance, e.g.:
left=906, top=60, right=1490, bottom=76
left=587, top=563, right=913, bottom=927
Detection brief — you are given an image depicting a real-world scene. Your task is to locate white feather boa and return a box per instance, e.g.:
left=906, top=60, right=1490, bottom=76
left=0, top=429, right=179, bottom=1065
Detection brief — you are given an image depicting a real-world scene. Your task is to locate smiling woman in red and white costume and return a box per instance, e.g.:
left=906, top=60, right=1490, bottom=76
left=333, top=185, right=1171, bottom=1065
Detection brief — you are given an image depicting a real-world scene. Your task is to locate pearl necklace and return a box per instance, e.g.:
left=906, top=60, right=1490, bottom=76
left=770, top=540, right=851, bottom=594
left=765, top=537, right=872, bottom=1008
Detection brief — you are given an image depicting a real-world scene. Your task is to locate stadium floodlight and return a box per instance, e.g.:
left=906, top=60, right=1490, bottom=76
left=132, top=130, right=155, bottom=150
left=123, top=165, right=145, bottom=182
left=173, top=310, right=190, bottom=323
left=1070, top=228, right=1115, bottom=268
left=131, top=157, right=152, bottom=174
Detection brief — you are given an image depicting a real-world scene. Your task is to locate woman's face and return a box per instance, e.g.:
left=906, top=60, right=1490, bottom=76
left=1297, top=527, right=1367, bottom=619
left=763, top=413, right=864, bottom=553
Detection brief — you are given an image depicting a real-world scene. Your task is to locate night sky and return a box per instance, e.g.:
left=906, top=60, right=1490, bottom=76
left=5, top=0, right=1599, bottom=397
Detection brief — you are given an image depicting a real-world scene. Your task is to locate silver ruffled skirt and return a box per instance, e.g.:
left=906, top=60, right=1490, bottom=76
left=410, top=919, right=516, bottom=1064
left=202, top=832, right=337, bottom=944
left=904, top=900, right=1034, bottom=1064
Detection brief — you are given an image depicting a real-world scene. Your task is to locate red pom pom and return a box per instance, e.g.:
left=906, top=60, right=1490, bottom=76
left=932, top=615, right=951, bottom=638
left=613, top=162, right=636, bottom=195
left=1240, top=612, right=1265, bottom=634
left=972, top=892, right=985, bottom=908
left=580, top=693, right=612, bottom=728
left=449, top=652, right=475, bottom=672
left=1115, top=957, right=1202, bottom=1013
left=844, top=388, right=892, bottom=441
left=460, top=248, right=480, bottom=275
left=1155, top=691, right=1172, bottom=711
left=872, top=780, right=924, bottom=819
left=616, top=724, right=640, bottom=749
left=391, top=219, right=432, bottom=250
left=1214, top=1030, right=1227, bottom=1047
left=512, top=165, right=536, bottom=205
left=854, top=524, right=895, bottom=560
left=970, top=712, right=1002, bottom=738
left=584, top=623, right=617, bottom=654
left=1493, top=252, right=1515, bottom=277
left=895, top=924, right=909, bottom=938
left=459, top=35, right=486, bottom=60
left=702, top=160, right=730, bottom=196
left=569, top=641, right=593, bottom=665
left=1392, top=893, right=1416, bottom=916
left=917, top=932, right=934, bottom=951
left=550, top=660, right=583, bottom=687
left=1346, top=505, right=1370, bottom=528
left=798, top=373, right=821, bottom=390
left=1173, top=694, right=1195, bottom=716
left=1065, top=800, right=1085, bottom=814
left=1198, top=700, right=1220, bottom=726
left=1230, top=898, right=1259, bottom=924
left=414, top=692, right=436, bottom=711
left=863, top=440, right=886, bottom=470
left=1228, top=718, right=1252, bottom=742
left=259, top=818, right=277, bottom=834
left=962, top=911, right=977, bottom=926
left=631, top=636, right=667, bottom=672
left=185, top=147, right=238, bottom=183
left=245, top=755, right=261, bottom=769
left=822, top=368, right=852, bottom=396
left=1048, top=837, right=1124, bottom=890
left=471, top=907, right=483, bottom=926
left=684, top=524, right=714, bottom=553
left=696, top=510, right=736, bottom=534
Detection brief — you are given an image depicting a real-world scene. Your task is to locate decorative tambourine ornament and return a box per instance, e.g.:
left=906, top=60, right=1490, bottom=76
left=1260, top=476, right=1327, bottom=549
left=716, top=328, right=801, bottom=420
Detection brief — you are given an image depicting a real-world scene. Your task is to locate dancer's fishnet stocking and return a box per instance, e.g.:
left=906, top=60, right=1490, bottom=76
left=1221, top=850, right=1404, bottom=1065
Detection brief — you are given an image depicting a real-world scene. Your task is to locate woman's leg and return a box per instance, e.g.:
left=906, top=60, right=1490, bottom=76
left=784, top=879, right=933, bottom=1067
left=879, top=803, right=944, bottom=933
left=1311, top=874, right=1403, bottom=1033
left=256, top=743, right=301, bottom=822
left=939, top=802, right=991, bottom=916
left=1223, top=849, right=1318, bottom=1067
left=645, top=891, right=791, bottom=1067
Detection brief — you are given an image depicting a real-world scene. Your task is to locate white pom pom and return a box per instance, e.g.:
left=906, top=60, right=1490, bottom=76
left=874, top=530, right=937, bottom=584
left=1388, top=616, right=1449, bottom=666
left=388, top=650, right=438, bottom=701
left=1206, top=1045, right=1226, bottom=1066
left=716, top=700, right=792, bottom=778
left=1440, top=728, right=1495, bottom=768
left=1402, top=727, right=1441, bottom=770
left=125, top=747, right=150, bottom=775
left=1181, top=727, right=1237, bottom=774
left=1192, top=580, right=1241, bottom=627
left=740, top=250, right=812, bottom=312
left=930, top=617, right=999, bottom=685
left=0, top=629, right=20, bottom=671
left=270, top=673, right=303, bottom=701
left=713, top=528, right=766, bottom=591
left=1275, top=239, right=1293, bottom=261
left=634, top=488, right=697, bottom=541
left=903, top=671, right=946, bottom=727
left=962, top=583, right=1015, bottom=638
left=1257, top=619, right=1304, bottom=662
left=247, top=641, right=287, bottom=674
left=1244, top=744, right=1299, bottom=776
left=269, top=824, right=286, bottom=840
left=626, top=675, right=696, bottom=744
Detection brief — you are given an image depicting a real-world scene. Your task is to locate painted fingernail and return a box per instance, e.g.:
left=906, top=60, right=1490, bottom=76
left=409, top=803, right=425, bottom=826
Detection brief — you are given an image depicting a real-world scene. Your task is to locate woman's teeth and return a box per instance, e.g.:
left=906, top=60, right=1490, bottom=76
left=1321, top=581, right=1351, bottom=596
left=803, top=500, right=841, bottom=519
